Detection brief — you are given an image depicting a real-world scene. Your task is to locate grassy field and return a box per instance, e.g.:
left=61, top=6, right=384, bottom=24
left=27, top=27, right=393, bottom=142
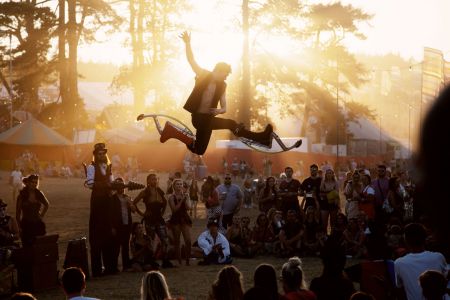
left=0, top=171, right=358, bottom=300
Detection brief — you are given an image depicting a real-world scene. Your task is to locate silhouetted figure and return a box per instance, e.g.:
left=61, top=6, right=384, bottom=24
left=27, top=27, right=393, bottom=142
left=158, top=31, right=273, bottom=155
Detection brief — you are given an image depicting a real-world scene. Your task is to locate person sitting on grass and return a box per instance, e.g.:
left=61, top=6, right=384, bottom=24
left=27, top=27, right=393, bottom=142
left=251, top=212, right=275, bottom=255
left=130, top=222, right=160, bottom=271
left=140, top=271, right=177, bottom=300
left=209, top=265, right=244, bottom=300
left=244, top=263, right=281, bottom=300
left=278, top=210, right=304, bottom=257
left=197, top=218, right=232, bottom=265
left=61, top=267, right=99, bottom=300
left=280, top=257, right=317, bottom=300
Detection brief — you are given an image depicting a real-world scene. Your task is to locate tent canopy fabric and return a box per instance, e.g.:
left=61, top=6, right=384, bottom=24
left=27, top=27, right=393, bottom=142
left=0, top=118, right=73, bottom=146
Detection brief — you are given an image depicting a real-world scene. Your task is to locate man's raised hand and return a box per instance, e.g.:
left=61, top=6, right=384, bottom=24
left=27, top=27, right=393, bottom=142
left=179, top=31, right=191, bottom=44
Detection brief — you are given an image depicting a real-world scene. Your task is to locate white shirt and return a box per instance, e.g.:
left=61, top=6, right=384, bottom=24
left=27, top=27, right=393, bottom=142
left=395, top=251, right=447, bottom=300
left=10, top=170, right=23, bottom=185
left=86, top=164, right=113, bottom=189
left=197, top=230, right=231, bottom=264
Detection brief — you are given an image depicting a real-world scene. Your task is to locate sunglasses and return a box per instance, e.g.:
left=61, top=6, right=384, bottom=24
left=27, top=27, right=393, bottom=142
left=225, top=177, right=231, bottom=180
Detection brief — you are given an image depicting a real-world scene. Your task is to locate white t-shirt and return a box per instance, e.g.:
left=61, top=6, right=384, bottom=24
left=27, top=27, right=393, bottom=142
left=10, top=170, right=23, bottom=185
left=395, top=251, right=448, bottom=300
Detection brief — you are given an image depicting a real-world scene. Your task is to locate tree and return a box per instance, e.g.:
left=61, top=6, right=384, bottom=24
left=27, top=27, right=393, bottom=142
left=249, top=1, right=373, bottom=143
left=111, top=0, right=189, bottom=114
left=59, top=0, right=122, bottom=132
left=0, top=1, right=57, bottom=114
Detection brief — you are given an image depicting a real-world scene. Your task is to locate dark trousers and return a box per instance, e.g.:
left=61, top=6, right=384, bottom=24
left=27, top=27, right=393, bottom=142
left=112, top=224, right=131, bottom=269
left=190, top=113, right=237, bottom=155
left=222, top=213, right=234, bottom=229
left=89, top=218, right=116, bottom=276
left=89, top=232, right=116, bottom=276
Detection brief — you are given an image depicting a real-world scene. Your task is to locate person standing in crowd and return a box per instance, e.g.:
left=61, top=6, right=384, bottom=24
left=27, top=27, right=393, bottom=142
left=0, top=199, right=19, bottom=247
left=168, top=179, right=192, bottom=266
left=201, top=176, right=222, bottom=222
left=9, top=165, right=23, bottom=204
left=133, top=174, right=174, bottom=268
left=197, top=218, right=232, bottom=265
left=61, top=267, right=99, bottom=300
left=301, top=164, right=321, bottom=212
left=278, top=166, right=302, bottom=215
left=84, top=143, right=116, bottom=277
left=242, top=178, right=253, bottom=209
left=280, top=257, right=317, bottom=300
left=257, top=176, right=278, bottom=214
left=344, top=171, right=363, bottom=220
left=187, top=173, right=200, bottom=219
left=394, top=223, right=447, bottom=300
left=110, top=177, right=133, bottom=271
left=371, top=165, right=389, bottom=223
left=16, top=174, right=49, bottom=246
left=359, top=174, right=375, bottom=222
left=209, top=265, right=244, bottom=300
left=216, top=174, right=243, bottom=229
left=319, top=168, right=340, bottom=232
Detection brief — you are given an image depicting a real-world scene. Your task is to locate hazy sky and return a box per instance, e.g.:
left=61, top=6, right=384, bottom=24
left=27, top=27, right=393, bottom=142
left=341, top=0, right=450, bottom=60
left=78, top=0, right=450, bottom=64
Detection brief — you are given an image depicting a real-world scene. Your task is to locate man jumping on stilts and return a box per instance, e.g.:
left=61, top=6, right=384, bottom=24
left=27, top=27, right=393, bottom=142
left=159, top=31, right=273, bottom=155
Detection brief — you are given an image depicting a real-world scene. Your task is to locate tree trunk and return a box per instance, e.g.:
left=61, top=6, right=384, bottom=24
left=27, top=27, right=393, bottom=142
left=133, top=0, right=145, bottom=113
left=67, top=0, right=77, bottom=126
left=241, top=0, right=251, bottom=127
left=58, top=0, right=67, bottom=105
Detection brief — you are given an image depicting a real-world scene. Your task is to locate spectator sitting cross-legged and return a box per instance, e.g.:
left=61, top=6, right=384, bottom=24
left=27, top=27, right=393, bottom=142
left=197, top=218, right=232, bottom=265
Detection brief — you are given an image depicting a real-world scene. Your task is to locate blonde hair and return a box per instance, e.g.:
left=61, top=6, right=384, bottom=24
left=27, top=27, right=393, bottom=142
left=140, top=271, right=171, bottom=300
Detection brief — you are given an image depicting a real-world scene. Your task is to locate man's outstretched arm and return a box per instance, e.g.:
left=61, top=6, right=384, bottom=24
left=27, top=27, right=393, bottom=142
left=180, top=31, right=202, bottom=75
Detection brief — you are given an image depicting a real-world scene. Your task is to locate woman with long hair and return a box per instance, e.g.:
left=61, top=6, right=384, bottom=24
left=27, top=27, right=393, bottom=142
left=130, top=222, right=159, bottom=271
left=168, top=179, right=192, bottom=266
left=16, top=174, right=49, bottom=246
left=251, top=213, right=275, bottom=255
left=258, top=177, right=278, bottom=213
left=344, top=171, right=363, bottom=220
left=140, top=271, right=172, bottom=300
left=209, top=265, right=244, bottom=300
left=319, top=169, right=340, bottom=232
left=244, top=263, right=280, bottom=300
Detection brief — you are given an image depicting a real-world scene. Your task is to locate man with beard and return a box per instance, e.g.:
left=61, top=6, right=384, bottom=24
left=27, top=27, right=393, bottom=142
left=279, top=166, right=302, bottom=215
left=85, top=143, right=116, bottom=277
left=300, top=164, right=321, bottom=211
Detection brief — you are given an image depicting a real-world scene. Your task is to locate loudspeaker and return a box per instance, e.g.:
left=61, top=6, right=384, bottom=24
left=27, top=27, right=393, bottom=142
left=63, top=237, right=89, bottom=279
left=13, top=234, right=59, bottom=292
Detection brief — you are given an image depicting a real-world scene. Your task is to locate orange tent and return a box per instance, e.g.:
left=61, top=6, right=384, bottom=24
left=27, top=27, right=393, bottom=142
left=0, top=118, right=74, bottom=170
